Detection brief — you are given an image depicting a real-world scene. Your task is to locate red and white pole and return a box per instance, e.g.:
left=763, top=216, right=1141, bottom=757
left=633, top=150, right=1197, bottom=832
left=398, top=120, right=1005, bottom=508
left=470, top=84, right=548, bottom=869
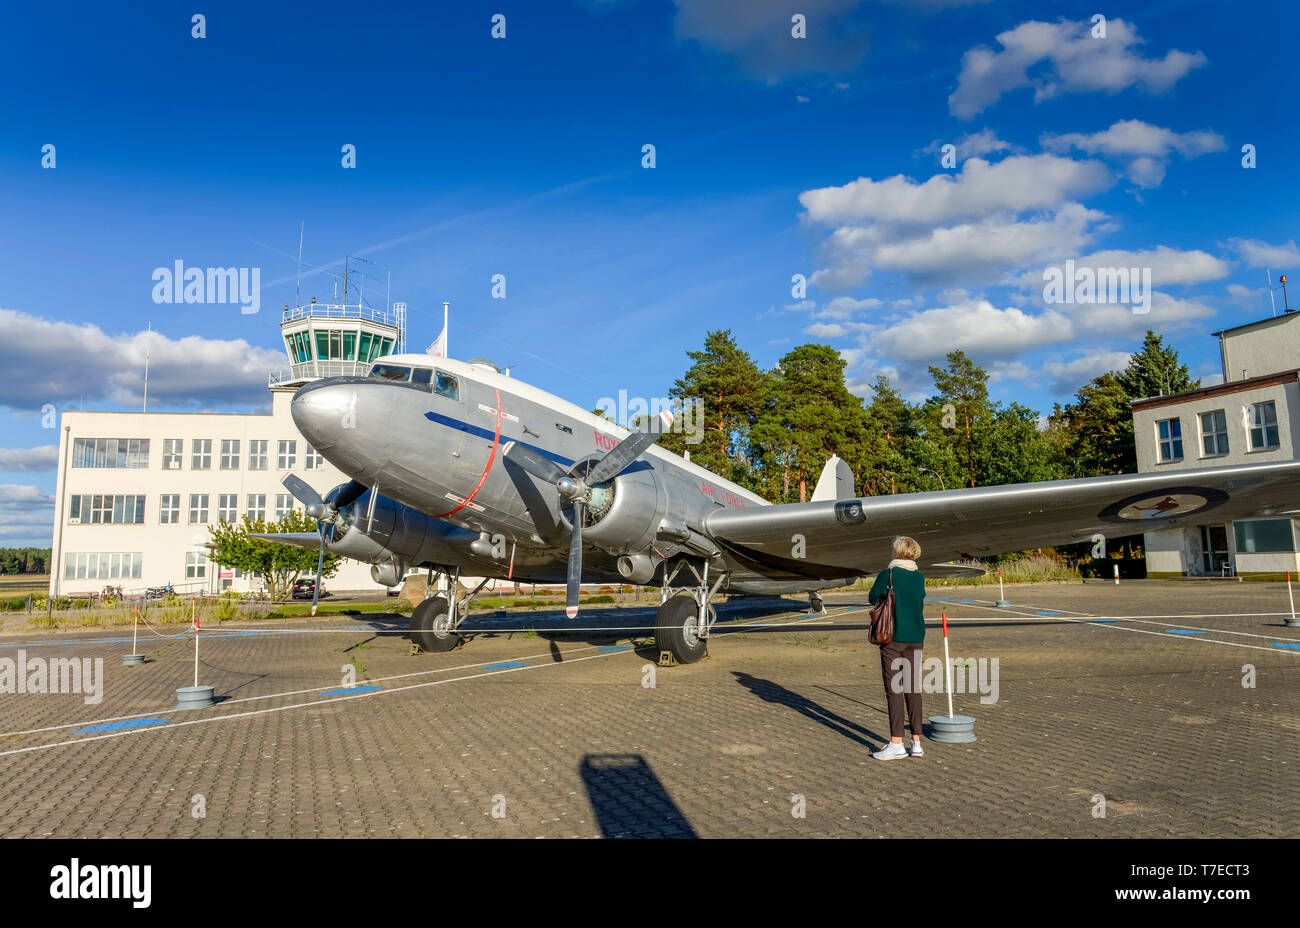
left=193, top=596, right=200, bottom=688
left=942, top=612, right=954, bottom=720
left=1113, top=563, right=1120, bottom=585
left=1287, top=571, right=1297, bottom=626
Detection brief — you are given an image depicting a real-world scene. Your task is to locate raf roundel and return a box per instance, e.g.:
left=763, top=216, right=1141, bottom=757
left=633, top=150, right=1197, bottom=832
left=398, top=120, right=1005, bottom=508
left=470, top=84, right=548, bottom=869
left=1098, top=486, right=1229, bottom=524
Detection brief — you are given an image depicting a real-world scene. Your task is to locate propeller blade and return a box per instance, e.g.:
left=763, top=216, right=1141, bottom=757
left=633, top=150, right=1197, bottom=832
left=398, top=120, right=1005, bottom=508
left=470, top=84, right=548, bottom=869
left=332, top=479, right=367, bottom=509
left=565, top=500, right=584, bottom=619
left=503, top=441, right=566, bottom=485
left=311, top=526, right=326, bottom=617
left=585, top=409, right=674, bottom=485
left=282, top=473, right=328, bottom=519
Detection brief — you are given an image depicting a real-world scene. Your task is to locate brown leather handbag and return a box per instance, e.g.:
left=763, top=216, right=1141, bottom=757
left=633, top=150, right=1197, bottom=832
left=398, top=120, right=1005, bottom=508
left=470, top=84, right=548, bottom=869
left=869, top=568, right=896, bottom=646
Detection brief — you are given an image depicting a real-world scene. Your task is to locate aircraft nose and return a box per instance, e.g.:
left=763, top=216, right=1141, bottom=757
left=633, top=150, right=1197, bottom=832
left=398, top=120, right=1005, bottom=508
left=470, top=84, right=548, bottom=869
left=290, top=380, right=357, bottom=453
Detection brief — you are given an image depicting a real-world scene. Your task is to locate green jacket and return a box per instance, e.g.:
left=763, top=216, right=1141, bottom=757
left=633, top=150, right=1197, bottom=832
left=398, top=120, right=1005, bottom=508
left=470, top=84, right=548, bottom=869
left=868, top=563, right=926, bottom=643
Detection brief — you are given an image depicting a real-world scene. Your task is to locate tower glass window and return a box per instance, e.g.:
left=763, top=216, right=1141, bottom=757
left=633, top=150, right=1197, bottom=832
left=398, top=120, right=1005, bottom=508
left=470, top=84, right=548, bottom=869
left=1200, top=410, right=1229, bottom=457
left=1156, top=418, right=1183, bottom=462
left=1248, top=402, right=1280, bottom=451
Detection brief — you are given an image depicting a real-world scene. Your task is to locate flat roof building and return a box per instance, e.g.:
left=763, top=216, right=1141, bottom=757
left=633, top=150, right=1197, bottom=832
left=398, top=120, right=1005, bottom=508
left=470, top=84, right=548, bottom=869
left=1132, top=310, right=1300, bottom=579
left=50, top=299, right=406, bottom=597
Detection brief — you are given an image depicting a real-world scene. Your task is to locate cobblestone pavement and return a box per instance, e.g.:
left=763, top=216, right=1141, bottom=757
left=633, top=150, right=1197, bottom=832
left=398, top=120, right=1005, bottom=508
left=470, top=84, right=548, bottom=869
left=0, top=580, right=1296, bottom=838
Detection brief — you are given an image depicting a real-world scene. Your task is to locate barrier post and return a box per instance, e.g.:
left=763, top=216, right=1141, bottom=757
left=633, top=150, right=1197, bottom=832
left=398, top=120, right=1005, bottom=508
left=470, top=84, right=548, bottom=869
left=995, top=568, right=1010, bottom=607
left=1287, top=571, right=1299, bottom=627
left=928, top=612, right=976, bottom=743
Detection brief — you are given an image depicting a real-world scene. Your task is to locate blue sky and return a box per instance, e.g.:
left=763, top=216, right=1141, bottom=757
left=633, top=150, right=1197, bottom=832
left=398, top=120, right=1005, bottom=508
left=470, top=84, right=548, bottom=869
left=2, top=0, right=1297, bottom=545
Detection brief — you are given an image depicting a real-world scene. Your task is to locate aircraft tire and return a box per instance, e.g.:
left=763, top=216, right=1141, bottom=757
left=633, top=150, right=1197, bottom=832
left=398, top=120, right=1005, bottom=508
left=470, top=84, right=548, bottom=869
left=410, top=595, right=461, bottom=652
left=654, top=593, right=708, bottom=664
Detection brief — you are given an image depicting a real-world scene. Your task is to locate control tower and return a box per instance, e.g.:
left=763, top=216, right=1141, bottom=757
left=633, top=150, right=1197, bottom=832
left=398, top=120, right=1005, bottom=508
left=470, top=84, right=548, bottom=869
left=268, top=296, right=405, bottom=390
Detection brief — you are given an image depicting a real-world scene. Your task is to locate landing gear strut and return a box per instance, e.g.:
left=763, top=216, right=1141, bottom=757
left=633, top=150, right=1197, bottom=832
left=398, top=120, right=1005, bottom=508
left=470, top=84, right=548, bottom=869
left=409, top=568, right=490, bottom=653
left=654, top=559, right=725, bottom=665
left=809, top=591, right=826, bottom=615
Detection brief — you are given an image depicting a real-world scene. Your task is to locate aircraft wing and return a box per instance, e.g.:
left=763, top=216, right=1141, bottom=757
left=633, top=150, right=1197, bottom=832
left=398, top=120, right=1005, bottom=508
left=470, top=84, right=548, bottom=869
left=703, top=460, right=1300, bottom=580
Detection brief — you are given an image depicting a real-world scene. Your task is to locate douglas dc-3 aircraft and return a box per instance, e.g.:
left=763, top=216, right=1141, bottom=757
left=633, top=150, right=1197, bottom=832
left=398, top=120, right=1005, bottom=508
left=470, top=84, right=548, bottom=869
left=262, top=354, right=1300, bottom=665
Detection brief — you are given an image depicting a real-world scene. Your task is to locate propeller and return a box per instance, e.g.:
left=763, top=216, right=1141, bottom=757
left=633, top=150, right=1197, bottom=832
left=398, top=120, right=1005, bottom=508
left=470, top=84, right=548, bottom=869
left=505, top=409, right=672, bottom=618
left=281, top=475, right=367, bottom=616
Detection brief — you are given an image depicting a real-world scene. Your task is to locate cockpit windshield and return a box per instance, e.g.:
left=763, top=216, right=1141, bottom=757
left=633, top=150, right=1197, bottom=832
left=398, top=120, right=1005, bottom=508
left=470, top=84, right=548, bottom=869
left=369, top=363, right=411, bottom=382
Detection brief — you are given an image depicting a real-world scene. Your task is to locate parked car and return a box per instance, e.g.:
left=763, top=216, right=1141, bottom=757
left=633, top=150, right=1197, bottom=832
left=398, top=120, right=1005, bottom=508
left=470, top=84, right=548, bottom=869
left=292, top=578, right=329, bottom=600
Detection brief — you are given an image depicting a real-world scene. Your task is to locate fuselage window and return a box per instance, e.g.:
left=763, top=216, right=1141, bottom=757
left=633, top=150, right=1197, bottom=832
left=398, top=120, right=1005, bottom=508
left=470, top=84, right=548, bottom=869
left=411, top=367, right=433, bottom=388
left=434, top=371, right=460, bottom=401
left=370, top=364, right=411, bottom=382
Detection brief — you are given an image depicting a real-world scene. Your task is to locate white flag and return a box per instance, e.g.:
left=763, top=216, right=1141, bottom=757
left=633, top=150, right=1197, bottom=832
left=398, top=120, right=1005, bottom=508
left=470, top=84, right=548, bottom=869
left=427, top=327, right=447, bottom=358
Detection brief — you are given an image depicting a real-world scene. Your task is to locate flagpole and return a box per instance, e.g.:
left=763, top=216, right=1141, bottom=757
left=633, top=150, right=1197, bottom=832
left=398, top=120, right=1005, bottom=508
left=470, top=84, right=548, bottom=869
left=443, top=302, right=449, bottom=359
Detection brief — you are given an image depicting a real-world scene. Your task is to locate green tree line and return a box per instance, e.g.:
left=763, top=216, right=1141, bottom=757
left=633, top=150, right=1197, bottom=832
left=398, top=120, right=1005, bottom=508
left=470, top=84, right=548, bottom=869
left=655, top=328, right=1198, bottom=504
left=0, top=548, right=51, bottom=575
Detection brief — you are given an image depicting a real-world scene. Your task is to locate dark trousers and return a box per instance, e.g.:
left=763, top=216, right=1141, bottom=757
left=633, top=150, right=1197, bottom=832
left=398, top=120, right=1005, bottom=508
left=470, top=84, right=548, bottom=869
left=879, top=641, right=923, bottom=739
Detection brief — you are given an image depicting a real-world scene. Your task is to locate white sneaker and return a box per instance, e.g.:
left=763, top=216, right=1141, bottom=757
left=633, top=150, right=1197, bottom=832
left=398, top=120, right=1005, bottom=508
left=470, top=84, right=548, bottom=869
left=873, top=741, right=908, bottom=760
left=908, top=741, right=924, bottom=757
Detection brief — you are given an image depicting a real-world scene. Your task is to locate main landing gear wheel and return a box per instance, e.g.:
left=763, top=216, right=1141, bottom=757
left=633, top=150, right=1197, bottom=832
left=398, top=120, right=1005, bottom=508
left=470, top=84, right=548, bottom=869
left=409, top=595, right=461, bottom=652
left=655, top=593, right=710, bottom=665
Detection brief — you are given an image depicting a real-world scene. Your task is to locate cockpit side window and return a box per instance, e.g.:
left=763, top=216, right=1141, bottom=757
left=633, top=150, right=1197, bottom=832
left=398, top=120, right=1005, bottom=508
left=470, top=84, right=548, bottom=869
left=434, top=371, right=460, bottom=401
left=411, top=367, right=433, bottom=388
left=369, top=363, right=411, bottom=382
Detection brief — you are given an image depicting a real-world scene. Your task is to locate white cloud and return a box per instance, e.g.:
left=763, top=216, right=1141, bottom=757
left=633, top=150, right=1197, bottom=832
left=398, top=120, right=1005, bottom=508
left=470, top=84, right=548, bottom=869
left=0, top=308, right=286, bottom=412
left=0, top=484, right=54, bottom=545
left=1230, top=238, right=1300, bottom=268
left=949, top=18, right=1207, bottom=119
left=0, top=446, right=59, bottom=473
left=867, top=300, right=1071, bottom=363
left=817, top=296, right=882, bottom=319
left=671, top=0, right=869, bottom=83
left=800, top=154, right=1110, bottom=225
left=1042, top=350, right=1132, bottom=393
left=920, top=128, right=1020, bottom=162
left=1042, top=119, right=1225, bottom=188
left=805, top=322, right=850, bottom=338
left=1015, top=246, right=1230, bottom=290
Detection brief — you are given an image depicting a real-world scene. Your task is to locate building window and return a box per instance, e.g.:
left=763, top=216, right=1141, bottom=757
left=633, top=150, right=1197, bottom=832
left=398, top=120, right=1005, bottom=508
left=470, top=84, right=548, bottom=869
left=217, top=494, right=238, bottom=523
left=274, top=493, right=294, bottom=520
left=278, top=440, right=296, bottom=470
left=1199, top=410, right=1229, bottom=457
left=189, top=494, right=209, bottom=524
left=185, top=551, right=207, bottom=579
left=64, top=552, right=143, bottom=581
left=248, top=439, right=268, bottom=470
left=1233, top=519, right=1296, bottom=553
left=192, top=439, right=212, bottom=470
left=246, top=494, right=266, bottom=521
left=162, top=438, right=183, bottom=470
left=71, top=438, right=150, bottom=468
left=220, top=439, right=241, bottom=470
left=305, top=443, right=323, bottom=469
left=159, top=494, right=180, bottom=524
left=1156, top=418, right=1183, bottom=462
left=1248, top=402, right=1280, bottom=451
left=68, top=494, right=145, bottom=524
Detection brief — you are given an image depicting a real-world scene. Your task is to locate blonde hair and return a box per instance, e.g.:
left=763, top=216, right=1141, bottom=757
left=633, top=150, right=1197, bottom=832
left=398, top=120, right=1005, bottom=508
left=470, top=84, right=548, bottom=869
left=892, top=535, right=921, bottom=560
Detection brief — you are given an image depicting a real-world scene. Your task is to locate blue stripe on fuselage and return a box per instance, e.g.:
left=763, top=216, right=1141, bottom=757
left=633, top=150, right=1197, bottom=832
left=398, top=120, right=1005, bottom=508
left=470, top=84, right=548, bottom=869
left=424, top=410, right=575, bottom=467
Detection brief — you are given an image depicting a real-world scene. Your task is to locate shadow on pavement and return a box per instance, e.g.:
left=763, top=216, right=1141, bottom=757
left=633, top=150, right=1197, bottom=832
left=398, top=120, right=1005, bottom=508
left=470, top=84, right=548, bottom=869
left=579, top=753, right=698, bottom=838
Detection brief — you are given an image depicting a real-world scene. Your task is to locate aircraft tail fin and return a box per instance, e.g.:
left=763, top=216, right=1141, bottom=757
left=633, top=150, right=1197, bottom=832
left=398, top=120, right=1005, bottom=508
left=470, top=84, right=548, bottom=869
left=810, top=454, right=855, bottom=502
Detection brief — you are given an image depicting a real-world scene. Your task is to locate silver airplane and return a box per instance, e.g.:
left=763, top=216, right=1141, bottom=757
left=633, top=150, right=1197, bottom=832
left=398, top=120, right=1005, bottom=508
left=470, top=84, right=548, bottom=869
left=262, top=353, right=1300, bottom=665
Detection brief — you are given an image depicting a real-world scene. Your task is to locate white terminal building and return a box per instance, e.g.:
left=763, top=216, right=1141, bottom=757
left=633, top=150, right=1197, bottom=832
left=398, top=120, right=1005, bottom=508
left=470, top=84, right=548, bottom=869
left=50, top=298, right=409, bottom=597
left=1132, top=309, right=1300, bottom=578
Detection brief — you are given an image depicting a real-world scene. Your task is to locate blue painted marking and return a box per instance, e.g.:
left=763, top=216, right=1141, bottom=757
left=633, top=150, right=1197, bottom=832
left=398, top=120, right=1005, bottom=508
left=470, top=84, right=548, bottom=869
left=424, top=412, right=575, bottom=467
left=1036, top=611, right=1065, bottom=616
left=319, top=685, right=385, bottom=696
left=483, top=662, right=531, bottom=670
left=1090, top=619, right=1117, bottom=623
left=75, top=718, right=169, bottom=734
left=597, top=646, right=633, bottom=652
left=1165, top=629, right=1206, bottom=635
left=958, top=599, right=977, bottom=604
left=1270, top=642, right=1300, bottom=650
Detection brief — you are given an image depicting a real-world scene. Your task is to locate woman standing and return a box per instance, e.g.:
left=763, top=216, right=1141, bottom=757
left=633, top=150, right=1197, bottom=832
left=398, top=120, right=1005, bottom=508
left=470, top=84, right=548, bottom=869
left=869, top=536, right=927, bottom=760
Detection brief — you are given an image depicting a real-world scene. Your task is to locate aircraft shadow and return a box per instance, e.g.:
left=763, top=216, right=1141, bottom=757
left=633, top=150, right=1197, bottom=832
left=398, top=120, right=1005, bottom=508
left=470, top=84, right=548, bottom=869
left=732, top=671, right=888, bottom=748
left=578, top=753, right=697, bottom=838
